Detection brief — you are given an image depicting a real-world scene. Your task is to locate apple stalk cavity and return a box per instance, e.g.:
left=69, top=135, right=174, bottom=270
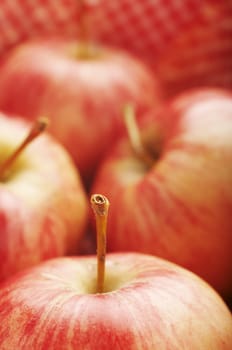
left=0, top=117, right=48, bottom=181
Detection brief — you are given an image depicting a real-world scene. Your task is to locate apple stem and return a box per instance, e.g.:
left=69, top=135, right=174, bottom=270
left=124, top=104, right=154, bottom=167
left=91, top=194, right=110, bottom=293
left=0, top=117, right=48, bottom=181
left=78, top=0, right=99, bottom=58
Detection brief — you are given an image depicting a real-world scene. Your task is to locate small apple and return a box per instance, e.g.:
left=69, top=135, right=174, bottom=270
left=0, top=36, right=160, bottom=183
left=0, top=194, right=231, bottom=349
left=91, top=88, right=232, bottom=298
left=0, top=113, right=88, bottom=282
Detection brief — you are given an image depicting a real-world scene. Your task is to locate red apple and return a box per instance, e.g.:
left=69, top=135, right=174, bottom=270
left=91, top=88, right=232, bottom=297
left=0, top=193, right=231, bottom=349
left=0, top=113, right=88, bottom=282
left=0, top=37, right=160, bottom=183
left=1, top=1, right=232, bottom=97
left=0, top=252, right=231, bottom=349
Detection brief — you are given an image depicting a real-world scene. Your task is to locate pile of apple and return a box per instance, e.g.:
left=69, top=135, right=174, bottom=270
left=0, top=3, right=231, bottom=349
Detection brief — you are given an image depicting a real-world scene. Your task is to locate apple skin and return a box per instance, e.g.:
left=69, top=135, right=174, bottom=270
left=0, top=38, right=160, bottom=183
left=91, top=88, right=232, bottom=297
left=0, top=252, right=231, bottom=350
left=0, top=113, right=88, bottom=282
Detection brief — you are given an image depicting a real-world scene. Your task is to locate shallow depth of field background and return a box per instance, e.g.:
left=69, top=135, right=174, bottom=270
left=0, top=0, right=231, bottom=98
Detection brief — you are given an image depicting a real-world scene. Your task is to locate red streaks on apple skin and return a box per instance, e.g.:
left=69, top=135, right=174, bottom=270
left=0, top=114, right=88, bottom=283
left=38, top=215, right=65, bottom=260
left=101, top=167, right=232, bottom=295
left=0, top=190, right=27, bottom=281
left=0, top=190, right=63, bottom=283
left=0, top=211, right=9, bottom=268
left=0, top=294, right=136, bottom=350
left=0, top=254, right=232, bottom=349
left=92, top=88, right=232, bottom=297
left=0, top=40, right=161, bottom=181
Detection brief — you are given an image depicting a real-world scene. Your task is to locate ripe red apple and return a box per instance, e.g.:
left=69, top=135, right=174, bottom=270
left=0, top=1, right=232, bottom=99
left=0, top=193, right=231, bottom=349
left=91, top=88, right=232, bottom=298
left=0, top=113, right=88, bottom=282
left=0, top=37, right=160, bottom=183
left=0, top=252, right=231, bottom=349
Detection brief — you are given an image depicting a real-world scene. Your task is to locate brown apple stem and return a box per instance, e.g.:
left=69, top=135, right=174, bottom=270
left=124, top=104, right=154, bottom=167
left=0, top=118, right=48, bottom=181
left=79, top=1, right=90, bottom=45
left=91, top=194, right=110, bottom=293
left=78, top=0, right=99, bottom=58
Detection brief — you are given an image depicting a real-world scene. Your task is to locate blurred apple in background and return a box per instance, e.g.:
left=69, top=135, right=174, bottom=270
left=0, top=1, right=231, bottom=98
left=0, top=253, right=231, bottom=349
left=91, top=88, right=232, bottom=298
left=0, top=34, right=160, bottom=184
left=0, top=113, right=88, bottom=283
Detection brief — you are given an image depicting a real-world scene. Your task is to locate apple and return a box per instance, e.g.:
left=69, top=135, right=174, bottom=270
left=0, top=1, right=232, bottom=100
left=0, top=193, right=231, bottom=349
left=1, top=1, right=232, bottom=95
left=0, top=36, right=160, bottom=184
left=0, top=113, right=88, bottom=282
left=0, top=253, right=232, bottom=350
left=91, top=88, right=232, bottom=298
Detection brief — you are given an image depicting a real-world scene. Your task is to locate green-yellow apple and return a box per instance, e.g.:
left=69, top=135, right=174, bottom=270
left=0, top=113, right=88, bottom=282
left=91, top=88, right=232, bottom=298
left=0, top=38, right=161, bottom=183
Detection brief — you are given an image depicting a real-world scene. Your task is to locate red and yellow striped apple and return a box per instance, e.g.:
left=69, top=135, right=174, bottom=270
left=0, top=113, right=88, bottom=282
left=0, top=194, right=231, bottom=349
left=0, top=38, right=160, bottom=183
left=0, top=253, right=231, bottom=349
left=91, top=88, right=232, bottom=297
